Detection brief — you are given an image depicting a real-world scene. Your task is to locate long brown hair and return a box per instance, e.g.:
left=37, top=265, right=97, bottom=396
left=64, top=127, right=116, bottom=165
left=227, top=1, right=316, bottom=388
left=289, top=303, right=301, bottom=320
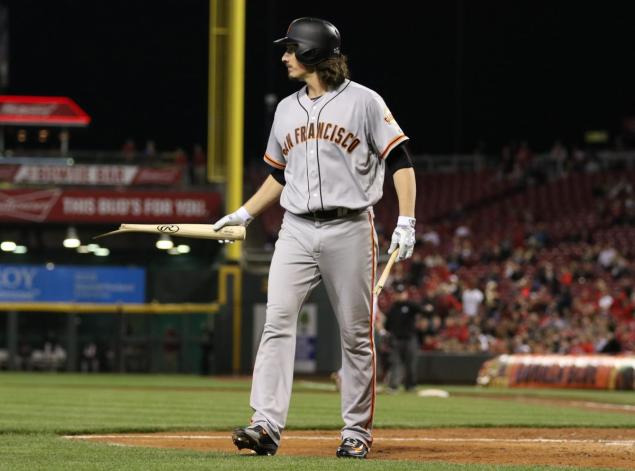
left=309, top=55, right=350, bottom=90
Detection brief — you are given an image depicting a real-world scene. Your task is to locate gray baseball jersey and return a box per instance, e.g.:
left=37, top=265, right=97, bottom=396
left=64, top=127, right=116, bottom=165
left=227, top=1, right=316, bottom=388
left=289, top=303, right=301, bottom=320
left=264, top=79, right=409, bottom=214
left=250, top=79, right=408, bottom=449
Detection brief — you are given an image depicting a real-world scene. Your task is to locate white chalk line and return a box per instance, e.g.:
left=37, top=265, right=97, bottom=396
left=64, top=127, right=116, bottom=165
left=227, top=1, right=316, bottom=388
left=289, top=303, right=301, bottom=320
left=64, top=434, right=635, bottom=447
left=569, top=401, right=635, bottom=412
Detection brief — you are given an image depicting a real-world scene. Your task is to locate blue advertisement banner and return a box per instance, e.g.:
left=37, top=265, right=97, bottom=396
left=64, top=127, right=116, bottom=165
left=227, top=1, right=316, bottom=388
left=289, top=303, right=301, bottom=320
left=0, top=264, right=145, bottom=303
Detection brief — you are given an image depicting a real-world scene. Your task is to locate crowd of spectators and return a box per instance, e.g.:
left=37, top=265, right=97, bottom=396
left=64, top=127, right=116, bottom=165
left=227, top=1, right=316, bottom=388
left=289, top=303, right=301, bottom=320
left=493, top=138, right=631, bottom=188
left=120, top=138, right=207, bottom=185
left=374, top=172, right=635, bottom=357
left=242, top=139, right=635, bottom=360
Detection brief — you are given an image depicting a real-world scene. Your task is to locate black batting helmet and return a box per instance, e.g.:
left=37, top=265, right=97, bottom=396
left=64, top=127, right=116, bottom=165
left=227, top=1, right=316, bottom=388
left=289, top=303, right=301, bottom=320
left=273, top=17, right=341, bottom=66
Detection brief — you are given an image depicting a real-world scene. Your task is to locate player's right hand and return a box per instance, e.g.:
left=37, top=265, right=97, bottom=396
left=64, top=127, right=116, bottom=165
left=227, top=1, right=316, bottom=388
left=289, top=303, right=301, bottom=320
left=212, top=207, right=253, bottom=244
left=212, top=206, right=253, bottom=231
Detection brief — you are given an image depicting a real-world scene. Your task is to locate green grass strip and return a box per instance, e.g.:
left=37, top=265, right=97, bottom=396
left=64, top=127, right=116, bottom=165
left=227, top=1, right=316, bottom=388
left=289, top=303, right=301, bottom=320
left=1, top=378, right=634, bottom=433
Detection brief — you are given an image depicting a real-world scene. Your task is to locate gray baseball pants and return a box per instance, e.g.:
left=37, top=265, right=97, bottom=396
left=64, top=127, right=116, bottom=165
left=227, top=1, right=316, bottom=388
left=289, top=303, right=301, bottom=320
left=250, top=210, right=378, bottom=447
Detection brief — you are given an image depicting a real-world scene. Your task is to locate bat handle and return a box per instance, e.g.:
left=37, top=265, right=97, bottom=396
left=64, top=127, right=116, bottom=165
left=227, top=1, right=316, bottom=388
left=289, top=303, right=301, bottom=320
left=374, top=250, right=399, bottom=296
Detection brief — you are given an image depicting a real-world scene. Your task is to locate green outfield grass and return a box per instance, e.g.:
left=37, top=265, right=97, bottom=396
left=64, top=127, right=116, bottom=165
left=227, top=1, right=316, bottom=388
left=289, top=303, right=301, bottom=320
left=0, top=372, right=633, bottom=471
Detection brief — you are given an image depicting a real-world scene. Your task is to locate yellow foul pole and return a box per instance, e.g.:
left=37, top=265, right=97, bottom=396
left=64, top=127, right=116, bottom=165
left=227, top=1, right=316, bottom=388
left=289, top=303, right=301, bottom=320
left=208, top=0, right=245, bottom=262
left=226, top=0, right=245, bottom=262
left=209, top=0, right=245, bottom=374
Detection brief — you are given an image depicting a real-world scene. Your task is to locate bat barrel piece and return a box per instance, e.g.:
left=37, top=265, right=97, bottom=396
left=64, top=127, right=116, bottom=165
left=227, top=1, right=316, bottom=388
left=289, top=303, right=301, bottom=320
left=93, top=229, right=125, bottom=240
left=93, top=224, right=246, bottom=241
left=374, top=250, right=399, bottom=296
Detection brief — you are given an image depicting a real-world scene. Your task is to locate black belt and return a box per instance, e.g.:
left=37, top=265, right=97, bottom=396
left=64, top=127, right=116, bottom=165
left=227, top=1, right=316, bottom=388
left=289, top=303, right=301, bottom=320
left=295, top=207, right=364, bottom=221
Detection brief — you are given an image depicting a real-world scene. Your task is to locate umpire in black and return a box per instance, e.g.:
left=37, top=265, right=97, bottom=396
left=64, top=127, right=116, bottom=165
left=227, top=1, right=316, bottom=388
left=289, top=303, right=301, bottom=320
left=384, top=283, right=422, bottom=392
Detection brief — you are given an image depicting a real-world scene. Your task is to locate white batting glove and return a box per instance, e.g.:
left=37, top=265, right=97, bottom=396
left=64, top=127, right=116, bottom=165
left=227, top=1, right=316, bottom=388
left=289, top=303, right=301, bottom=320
left=212, top=206, right=253, bottom=244
left=388, top=216, right=416, bottom=261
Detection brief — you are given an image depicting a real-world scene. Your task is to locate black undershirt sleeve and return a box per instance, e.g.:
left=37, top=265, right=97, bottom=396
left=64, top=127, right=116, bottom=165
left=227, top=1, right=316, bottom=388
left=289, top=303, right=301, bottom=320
left=386, top=142, right=414, bottom=175
left=270, top=166, right=286, bottom=185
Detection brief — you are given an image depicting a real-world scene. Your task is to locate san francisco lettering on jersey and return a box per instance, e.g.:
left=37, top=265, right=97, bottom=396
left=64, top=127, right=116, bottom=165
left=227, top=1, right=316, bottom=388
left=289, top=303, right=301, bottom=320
left=281, top=121, right=361, bottom=156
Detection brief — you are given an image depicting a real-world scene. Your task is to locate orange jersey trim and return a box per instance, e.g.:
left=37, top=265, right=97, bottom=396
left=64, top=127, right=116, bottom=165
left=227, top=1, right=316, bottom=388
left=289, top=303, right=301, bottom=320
left=379, top=134, right=408, bottom=160
left=263, top=153, right=286, bottom=169
left=365, top=212, right=377, bottom=433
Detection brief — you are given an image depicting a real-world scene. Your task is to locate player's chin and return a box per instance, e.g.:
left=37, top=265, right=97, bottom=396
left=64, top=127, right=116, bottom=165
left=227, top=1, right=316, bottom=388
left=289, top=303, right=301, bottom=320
left=287, top=68, right=302, bottom=79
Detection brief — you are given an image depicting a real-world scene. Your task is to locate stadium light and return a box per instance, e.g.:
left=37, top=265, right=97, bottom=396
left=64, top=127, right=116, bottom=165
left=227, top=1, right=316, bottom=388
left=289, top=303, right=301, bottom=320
left=156, top=234, right=173, bottom=250
left=94, top=247, right=110, bottom=257
left=1, top=241, right=16, bottom=251
left=0, top=240, right=17, bottom=252
left=63, top=226, right=81, bottom=248
left=176, top=244, right=190, bottom=254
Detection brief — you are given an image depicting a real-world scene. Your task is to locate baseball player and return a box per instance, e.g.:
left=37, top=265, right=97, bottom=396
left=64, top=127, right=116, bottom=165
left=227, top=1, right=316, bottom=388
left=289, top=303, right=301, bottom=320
left=213, top=17, right=416, bottom=459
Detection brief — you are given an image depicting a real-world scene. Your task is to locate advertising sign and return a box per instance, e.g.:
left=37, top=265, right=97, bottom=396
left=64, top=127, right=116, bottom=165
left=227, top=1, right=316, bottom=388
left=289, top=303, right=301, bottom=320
left=252, top=303, right=318, bottom=373
left=0, top=189, right=221, bottom=222
left=294, top=304, right=318, bottom=373
left=3, top=164, right=182, bottom=186
left=0, top=264, right=145, bottom=303
left=0, top=95, right=90, bottom=126
left=477, top=354, right=635, bottom=390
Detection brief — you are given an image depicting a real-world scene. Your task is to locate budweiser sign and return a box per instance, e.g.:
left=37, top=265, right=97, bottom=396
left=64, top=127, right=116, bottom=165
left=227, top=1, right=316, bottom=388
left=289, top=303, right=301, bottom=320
left=0, top=96, right=91, bottom=126
left=133, top=167, right=182, bottom=185
left=0, top=189, right=221, bottom=223
left=3, top=164, right=182, bottom=186
left=0, top=189, right=62, bottom=222
left=1, top=103, right=56, bottom=117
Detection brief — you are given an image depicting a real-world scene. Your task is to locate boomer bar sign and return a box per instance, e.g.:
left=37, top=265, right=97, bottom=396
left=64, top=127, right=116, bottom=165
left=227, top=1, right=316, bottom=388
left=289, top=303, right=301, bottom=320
left=0, top=189, right=221, bottom=223
left=1, top=164, right=183, bottom=186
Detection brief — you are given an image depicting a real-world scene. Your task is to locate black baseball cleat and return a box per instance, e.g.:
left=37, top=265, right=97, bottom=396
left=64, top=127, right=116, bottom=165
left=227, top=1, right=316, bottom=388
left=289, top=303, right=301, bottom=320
left=232, top=425, right=278, bottom=456
left=336, top=437, right=369, bottom=459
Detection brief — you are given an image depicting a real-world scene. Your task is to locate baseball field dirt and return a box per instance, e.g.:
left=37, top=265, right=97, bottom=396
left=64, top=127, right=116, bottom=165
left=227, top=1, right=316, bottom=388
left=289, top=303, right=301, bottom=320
left=70, top=427, right=635, bottom=469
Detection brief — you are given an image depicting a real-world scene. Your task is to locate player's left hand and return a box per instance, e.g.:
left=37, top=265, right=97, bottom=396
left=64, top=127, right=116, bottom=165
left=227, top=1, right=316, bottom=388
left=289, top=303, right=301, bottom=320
left=388, top=216, right=416, bottom=261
